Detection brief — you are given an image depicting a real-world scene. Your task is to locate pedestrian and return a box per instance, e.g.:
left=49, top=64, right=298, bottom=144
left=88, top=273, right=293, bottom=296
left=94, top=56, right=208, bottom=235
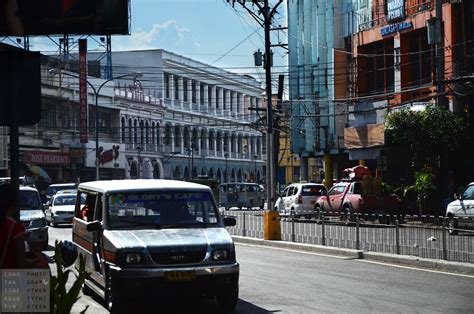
left=0, top=183, right=26, bottom=269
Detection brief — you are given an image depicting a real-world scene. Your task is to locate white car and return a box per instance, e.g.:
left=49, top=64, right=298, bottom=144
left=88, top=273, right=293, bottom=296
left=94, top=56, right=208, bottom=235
left=45, top=191, right=83, bottom=227
left=446, top=182, right=474, bottom=235
left=274, top=182, right=327, bottom=217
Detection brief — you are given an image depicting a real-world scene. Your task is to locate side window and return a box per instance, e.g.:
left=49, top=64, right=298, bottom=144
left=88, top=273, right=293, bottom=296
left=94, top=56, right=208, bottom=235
left=282, top=187, right=289, bottom=197
left=95, top=193, right=103, bottom=221
left=352, top=183, right=363, bottom=195
left=76, top=192, right=97, bottom=222
left=287, top=186, right=295, bottom=197
left=462, top=186, right=474, bottom=200
left=293, top=186, right=299, bottom=196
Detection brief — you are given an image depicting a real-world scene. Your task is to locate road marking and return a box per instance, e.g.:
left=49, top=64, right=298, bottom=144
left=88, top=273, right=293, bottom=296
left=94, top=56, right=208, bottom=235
left=235, top=242, right=348, bottom=259
left=356, top=259, right=474, bottom=278
left=235, top=243, right=474, bottom=279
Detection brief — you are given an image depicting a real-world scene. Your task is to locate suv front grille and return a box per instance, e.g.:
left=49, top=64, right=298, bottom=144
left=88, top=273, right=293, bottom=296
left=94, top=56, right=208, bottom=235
left=150, top=251, right=206, bottom=265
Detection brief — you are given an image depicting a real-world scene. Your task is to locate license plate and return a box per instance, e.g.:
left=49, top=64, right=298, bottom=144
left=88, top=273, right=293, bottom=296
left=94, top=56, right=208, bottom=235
left=165, top=271, right=196, bottom=282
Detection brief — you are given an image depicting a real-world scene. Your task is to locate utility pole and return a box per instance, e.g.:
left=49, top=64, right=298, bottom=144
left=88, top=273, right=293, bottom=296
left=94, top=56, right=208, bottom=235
left=227, top=0, right=284, bottom=211
left=435, top=0, right=447, bottom=109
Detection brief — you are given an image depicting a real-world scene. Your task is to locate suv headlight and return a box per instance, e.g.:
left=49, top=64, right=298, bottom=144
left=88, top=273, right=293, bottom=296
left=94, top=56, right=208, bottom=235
left=30, top=219, right=47, bottom=228
left=211, top=249, right=229, bottom=261
left=125, top=253, right=141, bottom=264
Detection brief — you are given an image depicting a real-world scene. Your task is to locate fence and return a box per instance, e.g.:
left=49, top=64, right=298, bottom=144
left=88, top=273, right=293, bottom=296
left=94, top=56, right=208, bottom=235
left=225, top=210, right=474, bottom=264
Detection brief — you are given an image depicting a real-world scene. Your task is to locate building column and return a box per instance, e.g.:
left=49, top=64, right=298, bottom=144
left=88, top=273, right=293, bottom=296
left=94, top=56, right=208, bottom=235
left=218, top=88, right=224, bottom=116
left=178, top=77, right=184, bottom=109
left=210, top=85, right=216, bottom=115
left=203, top=84, right=208, bottom=113
left=195, top=81, right=200, bottom=109
left=169, top=74, right=174, bottom=104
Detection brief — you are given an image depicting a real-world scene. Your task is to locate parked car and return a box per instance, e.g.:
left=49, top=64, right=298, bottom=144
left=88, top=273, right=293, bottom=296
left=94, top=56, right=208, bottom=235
left=315, top=180, right=400, bottom=223
left=274, top=182, right=327, bottom=217
left=446, top=182, right=474, bottom=235
left=45, top=189, right=83, bottom=227
left=219, top=182, right=265, bottom=210
left=19, top=186, right=49, bottom=250
left=45, top=183, right=76, bottom=203
left=72, top=179, right=239, bottom=313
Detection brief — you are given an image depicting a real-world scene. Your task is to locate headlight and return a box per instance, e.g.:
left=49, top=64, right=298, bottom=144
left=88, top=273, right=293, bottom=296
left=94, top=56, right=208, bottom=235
left=125, top=253, right=141, bottom=264
left=211, top=249, right=229, bottom=261
left=30, top=219, right=47, bottom=228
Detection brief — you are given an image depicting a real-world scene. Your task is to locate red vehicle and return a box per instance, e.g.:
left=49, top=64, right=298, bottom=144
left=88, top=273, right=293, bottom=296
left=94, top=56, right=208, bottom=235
left=315, top=166, right=400, bottom=222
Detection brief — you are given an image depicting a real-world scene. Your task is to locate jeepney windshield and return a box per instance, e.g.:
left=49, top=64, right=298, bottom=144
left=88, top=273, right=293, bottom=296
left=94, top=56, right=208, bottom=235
left=107, top=190, right=219, bottom=229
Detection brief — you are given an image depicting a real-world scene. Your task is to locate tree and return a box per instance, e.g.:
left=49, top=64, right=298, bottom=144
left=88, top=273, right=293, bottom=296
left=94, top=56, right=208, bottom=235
left=384, top=105, right=467, bottom=214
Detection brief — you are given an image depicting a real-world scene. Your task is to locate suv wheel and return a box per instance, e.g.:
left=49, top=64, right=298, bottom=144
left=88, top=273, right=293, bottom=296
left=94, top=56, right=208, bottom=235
left=342, top=207, right=353, bottom=225
left=105, top=272, right=122, bottom=313
left=216, top=287, right=238, bottom=311
left=448, top=216, right=458, bottom=235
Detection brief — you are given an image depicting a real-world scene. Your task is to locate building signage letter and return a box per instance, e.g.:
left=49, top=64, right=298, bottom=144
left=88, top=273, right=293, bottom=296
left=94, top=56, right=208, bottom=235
left=79, top=39, right=88, bottom=143
left=387, top=0, right=404, bottom=22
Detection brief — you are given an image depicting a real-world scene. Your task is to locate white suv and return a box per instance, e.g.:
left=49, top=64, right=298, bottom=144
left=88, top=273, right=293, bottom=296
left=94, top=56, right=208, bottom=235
left=274, top=182, right=327, bottom=217
left=446, top=182, right=474, bottom=235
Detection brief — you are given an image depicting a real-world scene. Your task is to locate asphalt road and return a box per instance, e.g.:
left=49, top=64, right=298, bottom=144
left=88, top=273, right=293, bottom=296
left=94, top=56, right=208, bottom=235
left=46, top=225, right=474, bottom=313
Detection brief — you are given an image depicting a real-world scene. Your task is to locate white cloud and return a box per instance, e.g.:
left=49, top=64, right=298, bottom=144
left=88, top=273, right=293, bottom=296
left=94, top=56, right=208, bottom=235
left=114, top=20, right=190, bottom=50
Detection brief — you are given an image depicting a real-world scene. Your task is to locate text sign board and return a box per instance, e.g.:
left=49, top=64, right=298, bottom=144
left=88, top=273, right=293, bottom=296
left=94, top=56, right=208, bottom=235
left=0, top=0, right=130, bottom=36
left=387, top=0, right=405, bottom=22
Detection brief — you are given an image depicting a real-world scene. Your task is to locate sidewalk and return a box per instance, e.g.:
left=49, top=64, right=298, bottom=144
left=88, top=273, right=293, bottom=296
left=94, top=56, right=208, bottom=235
left=232, top=236, right=474, bottom=275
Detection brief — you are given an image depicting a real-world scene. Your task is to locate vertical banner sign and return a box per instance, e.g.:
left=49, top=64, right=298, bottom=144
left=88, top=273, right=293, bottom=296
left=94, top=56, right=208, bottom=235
left=79, top=39, right=88, bottom=143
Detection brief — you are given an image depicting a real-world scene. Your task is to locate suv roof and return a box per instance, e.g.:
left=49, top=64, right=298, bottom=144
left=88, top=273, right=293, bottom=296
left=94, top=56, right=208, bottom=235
left=78, top=179, right=212, bottom=194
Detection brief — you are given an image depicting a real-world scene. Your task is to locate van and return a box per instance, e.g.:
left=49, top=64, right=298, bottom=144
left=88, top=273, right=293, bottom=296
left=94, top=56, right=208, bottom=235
left=219, top=182, right=265, bottom=210
left=72, top=179, right=239, bottom=313
left=19, top=186, right=49, bottom=250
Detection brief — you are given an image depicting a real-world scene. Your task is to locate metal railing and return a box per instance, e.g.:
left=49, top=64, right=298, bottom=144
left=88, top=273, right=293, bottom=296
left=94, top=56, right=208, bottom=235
left=225, top=210, right=474, bottom=264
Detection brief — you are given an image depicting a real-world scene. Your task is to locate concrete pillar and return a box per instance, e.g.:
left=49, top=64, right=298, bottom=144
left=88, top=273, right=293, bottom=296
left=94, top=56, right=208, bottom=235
left=178, top=77, right=184, bottom=109
left=187, top=79, right=192, bottom=104
left=203, top=84, right=208, bottom=113
left=218, top=88, right=224, bottom=115
left=195, top=81, right=200, bottom=108
left=210, top=85, right=216, bottom=114
left=169, top=74, right=174, bottom=102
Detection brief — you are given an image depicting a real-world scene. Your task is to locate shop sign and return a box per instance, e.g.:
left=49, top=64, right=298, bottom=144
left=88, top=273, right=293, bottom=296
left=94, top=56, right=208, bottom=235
left=380, top=21, right=412, bottom=37
left=24, top=151, right=70, bottom=166
left=85, top=142, right=126, bottom=169
left=70, top=148, right=86, bottom=159
left=387, top=0, right=404, bottom=22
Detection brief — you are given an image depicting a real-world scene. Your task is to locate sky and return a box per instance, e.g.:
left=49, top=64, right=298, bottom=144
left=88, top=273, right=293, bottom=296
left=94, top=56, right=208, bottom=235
left=28, top=0, right=288, bottom=84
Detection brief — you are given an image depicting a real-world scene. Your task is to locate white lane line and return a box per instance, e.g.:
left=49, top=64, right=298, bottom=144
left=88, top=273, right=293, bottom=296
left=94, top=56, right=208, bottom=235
left=356, top=259, right=474, bottom=278
left=235, top=242, right=348, bottom=259
left=235, top=243, right=474, bottom=279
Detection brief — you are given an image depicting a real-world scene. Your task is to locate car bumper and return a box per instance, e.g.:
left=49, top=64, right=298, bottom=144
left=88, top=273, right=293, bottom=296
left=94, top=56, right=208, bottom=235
left=110, top=262, right=239, bottom=297
left=26, top=227, right=48, bottom=243
left=52, top=214, right=74, bottom=224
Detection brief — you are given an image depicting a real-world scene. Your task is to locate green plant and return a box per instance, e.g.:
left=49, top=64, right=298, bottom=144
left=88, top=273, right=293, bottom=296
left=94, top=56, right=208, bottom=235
left=413, top=171, right=437, bottom=215
left=50, top=241, right=89, bottom=314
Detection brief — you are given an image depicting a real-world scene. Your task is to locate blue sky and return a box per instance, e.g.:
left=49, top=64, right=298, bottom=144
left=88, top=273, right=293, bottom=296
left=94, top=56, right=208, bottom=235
left=25, top=0, right=287, bottom=82
left=112, top=0, right=288, bottom=76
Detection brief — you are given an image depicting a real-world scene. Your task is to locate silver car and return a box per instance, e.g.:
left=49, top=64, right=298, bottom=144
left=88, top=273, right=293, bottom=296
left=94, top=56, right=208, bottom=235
left=72, top=179, right=239, bottom=313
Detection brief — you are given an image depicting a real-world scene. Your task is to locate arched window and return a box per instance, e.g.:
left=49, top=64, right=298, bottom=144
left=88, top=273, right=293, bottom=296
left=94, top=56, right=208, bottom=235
left=151, top=122, right=155, bottom=150
left=165, top=124, right=171, bottom=146
left=174, top=125, right=181, bottom=148
left=140, top=121, right=144, bottom=145
left=145, top=121, right=150, bottom=146
left=209, top=131, right=215, bottom=151
left=156, top=123, right=161, bottom=148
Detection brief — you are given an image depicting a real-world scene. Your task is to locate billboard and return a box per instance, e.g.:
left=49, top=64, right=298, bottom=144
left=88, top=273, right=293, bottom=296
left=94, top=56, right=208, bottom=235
left=0, top=0, right=129, bottom=36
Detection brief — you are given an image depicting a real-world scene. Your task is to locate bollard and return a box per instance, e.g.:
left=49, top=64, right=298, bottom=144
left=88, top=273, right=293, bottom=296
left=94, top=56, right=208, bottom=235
left=291, top=216, right=295, bottom=242
left=263, top=210, right=281, bottom=240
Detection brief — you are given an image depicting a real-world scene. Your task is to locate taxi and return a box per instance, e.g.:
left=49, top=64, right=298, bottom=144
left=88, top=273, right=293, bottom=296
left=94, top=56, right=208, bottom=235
left=72, top=179, right=239, bottom=312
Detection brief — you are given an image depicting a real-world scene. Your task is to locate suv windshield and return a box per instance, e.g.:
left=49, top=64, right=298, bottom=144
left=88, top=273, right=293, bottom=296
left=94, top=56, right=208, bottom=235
left=47, top=184, right=75, bottom=197
left=107, top=190, right=219, bottom=229
left=19, top=190, right=41, bottom=210
left=54, top=195, right=81, bottom=206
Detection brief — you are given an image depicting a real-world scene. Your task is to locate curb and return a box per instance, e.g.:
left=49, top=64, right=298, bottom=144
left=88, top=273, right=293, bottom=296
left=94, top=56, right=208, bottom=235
left=232, top=236, right=474, bottom=275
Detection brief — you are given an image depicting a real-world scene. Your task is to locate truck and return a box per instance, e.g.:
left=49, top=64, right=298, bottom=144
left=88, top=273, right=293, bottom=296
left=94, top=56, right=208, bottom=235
left=315, top=166, right=400, bottom=223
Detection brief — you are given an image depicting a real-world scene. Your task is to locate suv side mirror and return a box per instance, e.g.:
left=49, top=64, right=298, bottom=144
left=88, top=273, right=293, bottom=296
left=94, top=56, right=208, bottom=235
left=223, top=217, right=236, bottom=227
left=86, top=220, right=102, bottom=232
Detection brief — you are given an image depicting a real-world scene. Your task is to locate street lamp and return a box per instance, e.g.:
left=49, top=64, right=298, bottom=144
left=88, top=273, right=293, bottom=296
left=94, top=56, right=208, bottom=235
left=49, top=68, right=142, bottom=180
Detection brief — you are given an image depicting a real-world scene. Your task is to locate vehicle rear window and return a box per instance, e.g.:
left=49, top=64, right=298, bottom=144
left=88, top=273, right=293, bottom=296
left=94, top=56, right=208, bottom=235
left=107, top=190, right=218, bottom=229
left=54, top=195, right=83, bottom=206
left=301, top=185, right=325, bottom=196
